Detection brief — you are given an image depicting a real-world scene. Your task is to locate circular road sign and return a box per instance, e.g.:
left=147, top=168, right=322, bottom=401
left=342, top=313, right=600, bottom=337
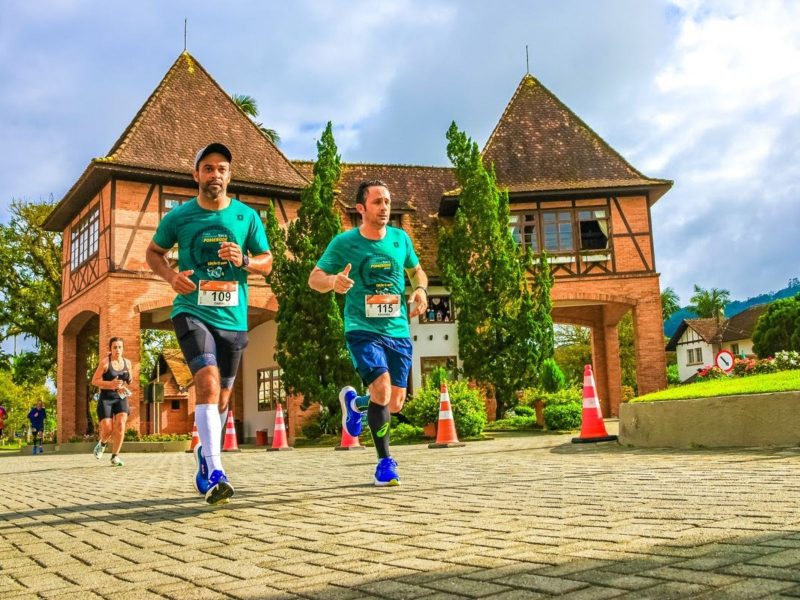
left=715, top=350, right=735, bottom=373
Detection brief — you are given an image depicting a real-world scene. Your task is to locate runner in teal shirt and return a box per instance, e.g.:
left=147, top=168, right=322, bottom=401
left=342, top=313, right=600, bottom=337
left=309, top=180, right=429, bottom=486
left=147, top=142, right=274, bottom=505
left=315, top=226, right=419, bottom=338
left=152, top=196, right=269, bottom=331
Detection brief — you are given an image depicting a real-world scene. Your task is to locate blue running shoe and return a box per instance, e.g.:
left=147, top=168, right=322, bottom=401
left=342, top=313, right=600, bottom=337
left=374, top=457, right=401, bottom=487
left=193, top=445, right=211, bottom=495
left=339, top=386, right=363, bottom=438
left=205, top=469, right=234, bottom=505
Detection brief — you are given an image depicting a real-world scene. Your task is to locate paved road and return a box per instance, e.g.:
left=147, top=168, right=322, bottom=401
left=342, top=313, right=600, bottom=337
left=2, top=430, right=800, bottom=599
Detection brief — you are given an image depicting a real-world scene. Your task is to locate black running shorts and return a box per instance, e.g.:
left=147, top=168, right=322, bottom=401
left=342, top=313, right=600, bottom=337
left=172, top=313, right=248, bottom=390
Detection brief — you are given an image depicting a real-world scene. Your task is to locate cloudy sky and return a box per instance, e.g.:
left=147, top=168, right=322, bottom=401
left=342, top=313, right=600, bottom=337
left=2, top=0, right=798, bottom=307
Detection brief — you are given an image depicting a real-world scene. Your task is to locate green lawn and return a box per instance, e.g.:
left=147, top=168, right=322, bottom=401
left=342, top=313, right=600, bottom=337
left=632, top=370, right=800, bottom=403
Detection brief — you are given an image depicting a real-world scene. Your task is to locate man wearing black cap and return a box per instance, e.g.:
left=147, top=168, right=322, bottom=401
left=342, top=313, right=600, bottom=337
left=146, top=143, right=273, bottom=505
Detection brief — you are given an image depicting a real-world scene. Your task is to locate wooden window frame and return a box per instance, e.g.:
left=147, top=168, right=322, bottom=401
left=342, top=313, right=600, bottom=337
left=70, top=207, right=99, bottom=271
left=419, top=295, right=456, bottom=324
left=257, top=366, right=285, bottom=412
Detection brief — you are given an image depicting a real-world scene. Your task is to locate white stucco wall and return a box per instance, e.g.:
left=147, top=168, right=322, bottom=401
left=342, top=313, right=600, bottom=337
left=242, top=320, right=278, bottom=441
left=722, top=339, right=753, bottom=357
left=676, top=338, right=715, bottom=382
left=242, top=288, right=462, bottom=433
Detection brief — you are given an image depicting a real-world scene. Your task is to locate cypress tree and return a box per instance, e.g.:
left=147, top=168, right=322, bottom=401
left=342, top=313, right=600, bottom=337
left=439, top=122, right=553, bottom=418
left=267, top=122, right=355, bottom=412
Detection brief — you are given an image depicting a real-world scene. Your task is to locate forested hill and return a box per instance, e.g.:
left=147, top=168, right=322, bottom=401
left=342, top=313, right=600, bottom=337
left=664, top=278, right=800, bottom=338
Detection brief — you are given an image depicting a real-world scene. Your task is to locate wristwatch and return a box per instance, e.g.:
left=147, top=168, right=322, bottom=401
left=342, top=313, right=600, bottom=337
left=241, top=254, right=250, bottom=268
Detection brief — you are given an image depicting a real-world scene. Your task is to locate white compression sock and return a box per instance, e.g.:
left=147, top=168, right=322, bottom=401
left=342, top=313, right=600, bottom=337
left=196, top=404, right=224, bottom=474
left=219, top=408, right=228, bottom=429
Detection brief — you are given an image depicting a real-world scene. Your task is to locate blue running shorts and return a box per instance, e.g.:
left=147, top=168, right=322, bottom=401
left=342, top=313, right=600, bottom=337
left=345, top=330, right=412, bottom=388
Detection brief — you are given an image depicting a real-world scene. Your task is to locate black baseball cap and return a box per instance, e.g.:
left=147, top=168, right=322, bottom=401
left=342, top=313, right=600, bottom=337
left=194, top=142, right=232, bottom=169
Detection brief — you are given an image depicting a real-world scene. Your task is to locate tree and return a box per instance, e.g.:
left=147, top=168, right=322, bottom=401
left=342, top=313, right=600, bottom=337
left=0, top=198, right=61, bottom=377
left=689, top=284, right=730, bottom=320
left=439, top=122, right=553, bottom=418
left=139, top=330, right=179, bottom=388
left=661, top=287, right=680, bottom=321
left=0, top=368, right=55, bottom=438
left=231, top=93, right=281, bottom=145
left=267, top=122, right=355, bottom=413
left=554, top=325, right=591, bottom=384
left=752, top=294, right=800, bottom=357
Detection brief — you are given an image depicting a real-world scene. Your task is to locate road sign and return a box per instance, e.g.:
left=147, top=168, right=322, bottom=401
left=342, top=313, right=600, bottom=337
left=715, top=350, right=735, bottom=373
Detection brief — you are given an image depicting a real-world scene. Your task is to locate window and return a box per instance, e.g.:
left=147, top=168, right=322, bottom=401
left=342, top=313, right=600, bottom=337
left=542, top=211, right=573, bottom=252
left=70, top=208, right=99, bottom=270
left=578, top=209, right=609, bottom=250
left=170, top=400, right=181, bottom=411
left=257, top=367, right=286, bottom=412
left=687, top=348, right=704, bottom=365
left=420, top=295, right=455, bottom=324
left=731, top=343, right=740, bottom=356
left=509, top=212, right=538, bottom=251
left=161, top=194, right=192, bottom=216
left=420, top=357, right=458, bottom=387
left=350, top=213, right=403, bottom=228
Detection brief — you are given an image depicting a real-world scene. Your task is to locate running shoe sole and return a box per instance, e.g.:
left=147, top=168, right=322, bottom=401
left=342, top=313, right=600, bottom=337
left=205, top=481, right=235, bottom=505
left=373, top=477, right=401, bottom=487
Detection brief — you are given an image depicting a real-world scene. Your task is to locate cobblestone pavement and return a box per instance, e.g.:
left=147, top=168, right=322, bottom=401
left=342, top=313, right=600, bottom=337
left=2, top=430, right=800, bottom=599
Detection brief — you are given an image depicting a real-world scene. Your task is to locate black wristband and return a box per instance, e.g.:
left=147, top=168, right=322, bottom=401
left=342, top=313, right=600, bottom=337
left=415, top=286, right=428, bottom=296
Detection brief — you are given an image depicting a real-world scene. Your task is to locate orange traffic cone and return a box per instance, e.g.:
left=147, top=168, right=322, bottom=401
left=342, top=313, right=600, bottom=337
left=428, top=382, right=465, bottom=449
left=572, top=364, right=618, bottom=443
left=335, top=427, right=366, bottom=451
left=267, top=403, right=293, bottom=451
left=222, top=409, right=240, bottom=452
left=185, top=424, right=200, bottom=453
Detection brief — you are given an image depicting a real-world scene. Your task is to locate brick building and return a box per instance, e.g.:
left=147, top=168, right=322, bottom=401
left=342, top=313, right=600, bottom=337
left=44, top=52, right=671, bottom=444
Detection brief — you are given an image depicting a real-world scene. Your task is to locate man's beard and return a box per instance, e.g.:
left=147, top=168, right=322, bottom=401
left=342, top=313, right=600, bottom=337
left=200, top=181, right=225, bottom=200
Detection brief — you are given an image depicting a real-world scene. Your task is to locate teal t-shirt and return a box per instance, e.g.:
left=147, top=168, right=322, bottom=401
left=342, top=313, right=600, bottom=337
left=316, top=227, right=420, bottom=338
left=152, top=198, right=269, bottom=331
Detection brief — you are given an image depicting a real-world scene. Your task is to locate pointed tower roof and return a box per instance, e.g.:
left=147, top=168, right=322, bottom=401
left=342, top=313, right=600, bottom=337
left=481, top=74, right=671, bottom=202
left=44, top=52, right=307, bottom=231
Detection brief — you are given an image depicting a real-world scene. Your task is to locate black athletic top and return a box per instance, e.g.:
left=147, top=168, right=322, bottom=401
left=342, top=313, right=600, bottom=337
left=99, top=354, right=131, bottom=400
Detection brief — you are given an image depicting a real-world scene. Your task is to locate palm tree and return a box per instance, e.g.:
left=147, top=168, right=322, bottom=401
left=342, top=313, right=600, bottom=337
left=689, top=284, right=730, bottom=321
left=661, top=287, right=680, bottom=321
left=230, top=93, right=281, bottom=145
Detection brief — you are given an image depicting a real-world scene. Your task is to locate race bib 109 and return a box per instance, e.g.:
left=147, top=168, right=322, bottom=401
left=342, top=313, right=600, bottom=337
left=198, top=280, right=239, bottom=307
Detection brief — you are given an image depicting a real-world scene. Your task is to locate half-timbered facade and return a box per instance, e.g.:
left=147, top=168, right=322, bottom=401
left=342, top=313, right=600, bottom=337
left=45, top=54, right=671, bottom=443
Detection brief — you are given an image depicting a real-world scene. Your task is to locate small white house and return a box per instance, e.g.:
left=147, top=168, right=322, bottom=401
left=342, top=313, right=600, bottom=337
left=666, top=305, right=767, bottom=382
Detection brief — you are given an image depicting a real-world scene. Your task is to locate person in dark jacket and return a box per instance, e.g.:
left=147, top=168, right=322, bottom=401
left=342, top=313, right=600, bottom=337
left=27, top=401, right=46, bottom=455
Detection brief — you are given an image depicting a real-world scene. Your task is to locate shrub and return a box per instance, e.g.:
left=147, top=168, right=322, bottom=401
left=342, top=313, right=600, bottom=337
left=301, top=420, right=324, bottom=440
left=124, top=428, right=139, bottom=442
left=404, top=379, right=487, bottom=438
left=543, top=403, right=582, bottom=431
left=621, top=385, right=636, bottom=402
left=775, top=350, right=800, bottom=370
left=543, top=386, right=582, bottom=406
left=666, top=364, right=681, bottom=385
left=731, top=357, right=777, bottom=377
left=512, top=404, right=535, bottom=417
left=540, top=358, right=565, bottom=393
left=139, top=433, right=191, bottom=442
left=696, top=366, right=726, bottom=380
left=391, top=423, right=424, bottom=443
left=485, top=415, right=540, bottom=431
